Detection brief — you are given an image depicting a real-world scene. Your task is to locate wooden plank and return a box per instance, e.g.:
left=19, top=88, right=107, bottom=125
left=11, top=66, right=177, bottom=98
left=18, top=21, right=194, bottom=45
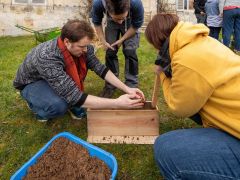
left=87, top=135, right=158, bottom=144
left=151, top=74, right=160, bottom=108
left=87, top=109, right=159, bottom=136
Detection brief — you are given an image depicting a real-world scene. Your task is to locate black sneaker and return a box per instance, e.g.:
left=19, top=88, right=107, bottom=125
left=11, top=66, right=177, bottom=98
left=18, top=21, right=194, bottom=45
left=68, top=107, right=87, bottom=120
left=99, top=87, right=115, bottom=98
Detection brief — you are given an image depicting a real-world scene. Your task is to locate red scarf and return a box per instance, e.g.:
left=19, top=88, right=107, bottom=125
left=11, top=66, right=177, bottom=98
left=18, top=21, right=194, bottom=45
left=57, top=37, right=87, bottom=91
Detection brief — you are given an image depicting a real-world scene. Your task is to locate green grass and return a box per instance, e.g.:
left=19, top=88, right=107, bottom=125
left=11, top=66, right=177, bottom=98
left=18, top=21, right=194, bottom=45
left=0, top=35, right=197, bottom=180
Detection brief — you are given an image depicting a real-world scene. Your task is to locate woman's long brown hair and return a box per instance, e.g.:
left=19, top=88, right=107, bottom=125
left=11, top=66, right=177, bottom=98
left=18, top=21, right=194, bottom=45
left=145, top=13, right=179, bottom=50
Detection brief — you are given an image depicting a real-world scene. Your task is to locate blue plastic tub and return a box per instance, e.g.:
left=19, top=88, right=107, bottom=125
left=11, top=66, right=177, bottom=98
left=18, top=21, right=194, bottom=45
left=11, top=132, right=118, bottom=180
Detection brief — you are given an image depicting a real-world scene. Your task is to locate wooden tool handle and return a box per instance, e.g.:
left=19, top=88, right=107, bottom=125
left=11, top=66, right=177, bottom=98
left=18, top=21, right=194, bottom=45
left=151, top=74, right=160, bottom=108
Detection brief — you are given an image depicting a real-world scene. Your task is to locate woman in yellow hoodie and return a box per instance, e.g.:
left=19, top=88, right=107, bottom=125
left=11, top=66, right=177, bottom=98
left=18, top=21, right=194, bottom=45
left=145, top=13, right=240, bottom=179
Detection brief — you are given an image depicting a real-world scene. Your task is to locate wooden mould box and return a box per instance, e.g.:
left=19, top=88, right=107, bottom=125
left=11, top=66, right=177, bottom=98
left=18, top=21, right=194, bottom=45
left=87, top=101, right=159, bottom=144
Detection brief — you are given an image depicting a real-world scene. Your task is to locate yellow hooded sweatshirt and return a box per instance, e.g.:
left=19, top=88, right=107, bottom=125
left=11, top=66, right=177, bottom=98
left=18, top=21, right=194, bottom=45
left=160, top=21, right=240, bottom=138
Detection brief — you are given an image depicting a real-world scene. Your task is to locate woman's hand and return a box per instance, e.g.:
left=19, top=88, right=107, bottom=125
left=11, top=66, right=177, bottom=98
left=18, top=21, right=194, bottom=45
left=155, top=65, right=164, bottom=75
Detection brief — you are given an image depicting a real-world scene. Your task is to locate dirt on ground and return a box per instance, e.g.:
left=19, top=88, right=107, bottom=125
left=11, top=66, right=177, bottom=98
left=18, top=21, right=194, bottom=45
left=23, top=137, right=111, bottom=180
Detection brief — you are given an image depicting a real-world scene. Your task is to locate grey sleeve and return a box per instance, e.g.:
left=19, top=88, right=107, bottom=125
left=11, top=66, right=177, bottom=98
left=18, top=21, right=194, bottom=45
left=219, top=0, right=225, bottom=13
left=36, top=48, right=88, bottom=106
left=86, top=45, right=109, bottom=79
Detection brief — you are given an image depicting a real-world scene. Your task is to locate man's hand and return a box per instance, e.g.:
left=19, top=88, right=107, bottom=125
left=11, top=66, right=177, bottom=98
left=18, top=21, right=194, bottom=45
left=115, top=94, right=144, bottom=109
left=125, top=87, right=145, bottom=102
left=111, top=39, right=124, bottom=49
left=94, top=25, right=115, bottom=51
left=102, top=41, right=115, bottom=50
left=200, top=11, right=205, bottom=15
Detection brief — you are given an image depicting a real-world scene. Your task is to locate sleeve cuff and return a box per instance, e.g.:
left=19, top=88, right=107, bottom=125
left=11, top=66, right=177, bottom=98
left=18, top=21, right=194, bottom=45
left=101, top=67, right=109, bottom=79
left=132, top=24, right=142, bottom=29
left=92, top=21, right=102, bottom=26
left=76, top=93, right=88, bottom=106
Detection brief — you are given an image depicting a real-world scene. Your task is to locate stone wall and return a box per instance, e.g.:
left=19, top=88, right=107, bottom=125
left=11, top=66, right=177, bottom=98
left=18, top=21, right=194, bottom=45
left=157, top=0, right=176, bottom=13
left=177, top=10, right=197, bottom=23
left=156, top=0, right=196, bottom=23
left=0, top=0, right=197, bottom=37
left=0, top=0, right=89, bottom=36
left=142, top=0, right=157, bottom=15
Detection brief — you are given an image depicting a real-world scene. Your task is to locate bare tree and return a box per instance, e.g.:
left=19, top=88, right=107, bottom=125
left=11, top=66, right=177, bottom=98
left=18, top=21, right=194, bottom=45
left=79, top=0, right=102, bottom=50
left=79, top=0, right=93, bottom=22
left=157, top=0, right=175, bottom=13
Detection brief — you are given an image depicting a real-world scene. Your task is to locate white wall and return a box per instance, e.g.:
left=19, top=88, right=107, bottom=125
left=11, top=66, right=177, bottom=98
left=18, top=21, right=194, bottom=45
left=0, top=0, right=197, bottom=36
left=142, top=0, right=157, bottom=15
left=0, top=0, right=87, bottom=36
left=177, top=10, right=197, bottom=23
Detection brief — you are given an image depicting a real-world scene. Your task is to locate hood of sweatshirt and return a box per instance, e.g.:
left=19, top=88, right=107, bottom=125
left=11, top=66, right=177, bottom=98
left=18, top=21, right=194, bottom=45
left=169, top=21, right=209, bottom=58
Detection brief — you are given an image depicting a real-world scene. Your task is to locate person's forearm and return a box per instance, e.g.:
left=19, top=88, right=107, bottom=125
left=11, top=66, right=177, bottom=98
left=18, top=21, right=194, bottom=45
left=82, top=93, right=144, bottom=110
left=94, top=25, right=106, bottom=43
left=104, top=71, right=129, bottom=93
left=82, top=95, right=117, bottom=109
left=121, top=26, right=137, bottom=42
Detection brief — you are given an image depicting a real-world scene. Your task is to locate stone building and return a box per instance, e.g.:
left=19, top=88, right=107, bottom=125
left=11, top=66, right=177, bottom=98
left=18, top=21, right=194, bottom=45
left=0, top=0, right=196, bottom=36
left=150, top=0, right=196, bottom=23
left=0, top=0, right=89, bottom=36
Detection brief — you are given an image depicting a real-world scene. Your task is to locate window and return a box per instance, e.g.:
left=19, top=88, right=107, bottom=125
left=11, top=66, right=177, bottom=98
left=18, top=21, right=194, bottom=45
left=32, top=0, right=45, bottom=4
left=177, top=0, right=194, bottom=11
left=13, top=0, right=46, bottom=5
left=14, top=0, right=28, bottom=3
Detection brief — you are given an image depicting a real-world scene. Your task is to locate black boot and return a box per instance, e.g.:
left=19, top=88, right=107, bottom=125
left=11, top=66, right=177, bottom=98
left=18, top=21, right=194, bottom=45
left=99, top=87, right=115, bottom=98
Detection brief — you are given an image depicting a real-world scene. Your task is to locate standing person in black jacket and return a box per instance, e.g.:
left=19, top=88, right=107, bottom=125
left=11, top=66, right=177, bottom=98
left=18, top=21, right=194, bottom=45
left=194, top=0, right=207, bottom=24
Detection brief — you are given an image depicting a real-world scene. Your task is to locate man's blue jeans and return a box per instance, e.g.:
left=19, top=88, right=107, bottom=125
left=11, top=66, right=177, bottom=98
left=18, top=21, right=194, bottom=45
left=222, top=8, right=240, bottom=51
left=154, top=128, right=240, bottom=179
left=21, top=80, right=68, bottom=119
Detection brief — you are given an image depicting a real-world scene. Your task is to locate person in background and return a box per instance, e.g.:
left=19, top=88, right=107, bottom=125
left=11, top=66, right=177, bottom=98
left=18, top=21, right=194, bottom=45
left=194, top=0, right=207, bottom=24
left=205, top=0, right=222, bottom=40
left=145, top=13, right=240, bottom=179
left=13, top=19, right=145, bottom=122
left=219, top=0, right=240, bottom=53
left=91, top=0, right=144, bottom=98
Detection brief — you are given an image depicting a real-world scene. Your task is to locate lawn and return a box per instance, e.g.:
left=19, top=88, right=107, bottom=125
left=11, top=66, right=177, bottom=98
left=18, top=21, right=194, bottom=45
left=0, top=35, right=197, bottom=180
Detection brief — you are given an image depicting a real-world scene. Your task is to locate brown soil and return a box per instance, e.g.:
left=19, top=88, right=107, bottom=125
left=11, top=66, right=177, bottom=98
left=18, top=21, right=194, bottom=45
left=23, top=137, right=111, bottom=180
left=142, top=101, right=155, bottom=109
